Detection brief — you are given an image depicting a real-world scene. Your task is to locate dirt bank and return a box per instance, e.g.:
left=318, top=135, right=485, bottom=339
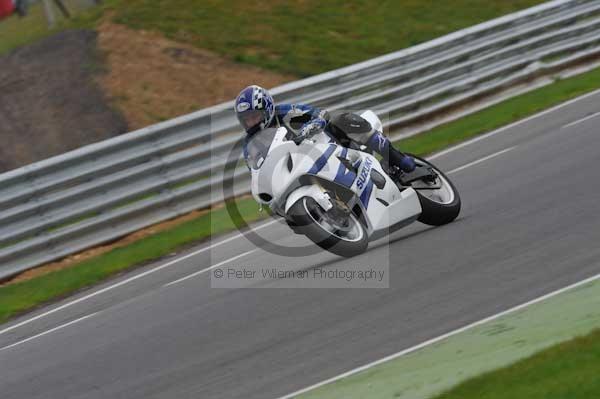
left=0, top=29, right=128, bottom=172
left=95, top=20, right=295, bottom=130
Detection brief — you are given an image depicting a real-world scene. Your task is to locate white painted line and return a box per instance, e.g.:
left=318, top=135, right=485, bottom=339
left=162, top=146, right=515, bottom=288
left=0, top=219, right=278, bottom=337
left=562, top=111, right=600, bottom=129
left=0, top=312, right=99, bottom=352
left=428, top=87, right=600, bottom=161
left=3, top=89, right=600, bottom=338
left=277, top=272, right=600, bottom=399
left=446, top=147, right=516, bottom=175
left=164, top=249, right=257, bottom=286
left=206, top=218, right=279, bottom=248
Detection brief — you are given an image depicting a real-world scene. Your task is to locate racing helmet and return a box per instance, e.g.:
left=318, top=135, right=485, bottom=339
left=234, top=85, right=275, bottom=135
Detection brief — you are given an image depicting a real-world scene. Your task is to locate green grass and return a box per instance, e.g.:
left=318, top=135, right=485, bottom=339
left=0, top=196, right=265, bottom=324
left=2, top=64, right=600, bottom=324
left=0, top=2, right=58, bottom=54
left=434, top=328, right=600, bottom=399
left=2, top=1, right=544, bottom=75
left=0, top=0, right=96, bottom=55
left=396, top=67, right=600, bottom=155
left=93, top=0, right=544, bottom=76
left=296, top=279, right=600, bottom=399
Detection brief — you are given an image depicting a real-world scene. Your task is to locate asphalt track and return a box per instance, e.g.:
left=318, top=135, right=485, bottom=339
left=1, top=90, right=600, bottom=398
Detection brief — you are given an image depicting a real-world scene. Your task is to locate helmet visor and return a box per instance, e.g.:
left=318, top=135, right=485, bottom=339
left=238, top=109, right=267, bottom=131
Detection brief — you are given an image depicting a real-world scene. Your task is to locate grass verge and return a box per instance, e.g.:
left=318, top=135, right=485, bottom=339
left=0, top=2, right=57, bottom=54
left=0, top=197, right=266, bottom=324
left=434, top=328, right=600, bottom=399
left=1, top=65, right=600, bottom=325
left=95, top=0, right=544, bottom=76
left=2, top=1, right=544, bottom=75
left=396, top=68, right=600, bottom=155
left=296, top=277, right=600, bottom=398
left=0, top=0, right=95, bottom=55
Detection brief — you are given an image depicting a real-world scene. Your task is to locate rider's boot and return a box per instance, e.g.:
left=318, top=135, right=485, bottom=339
left=366, top=131, right=416, bottom=173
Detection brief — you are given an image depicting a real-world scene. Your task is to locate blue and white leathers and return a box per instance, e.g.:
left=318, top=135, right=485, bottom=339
left=249, top=111, right=422, bottom=241
left=243, top=103, right=329, bottom=162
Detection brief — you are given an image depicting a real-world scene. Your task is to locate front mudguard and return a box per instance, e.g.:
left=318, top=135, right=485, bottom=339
left=284, top=184, right=333, bottom=214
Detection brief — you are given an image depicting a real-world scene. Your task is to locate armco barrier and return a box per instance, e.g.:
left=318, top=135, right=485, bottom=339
left=1, top=0, right=600, bottom=279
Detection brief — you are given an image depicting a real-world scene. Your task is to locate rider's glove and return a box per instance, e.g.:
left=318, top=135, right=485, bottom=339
left=299, top=118, right=327, bottom=138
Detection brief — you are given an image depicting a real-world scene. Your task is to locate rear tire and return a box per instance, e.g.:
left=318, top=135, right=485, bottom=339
left=288, top=197, right=368, bottom=257
left=411, top=156, right=461, bottom=226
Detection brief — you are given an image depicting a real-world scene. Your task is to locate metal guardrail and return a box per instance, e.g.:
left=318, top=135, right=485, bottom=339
left=1, top=0, right=600, bottom=279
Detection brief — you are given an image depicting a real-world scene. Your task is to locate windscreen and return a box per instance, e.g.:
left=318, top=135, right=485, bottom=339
left=245, top=128, right=278, bottom=170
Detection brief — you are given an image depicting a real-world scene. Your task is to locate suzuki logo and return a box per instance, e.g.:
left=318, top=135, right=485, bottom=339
left=356, top=157, right=373, bottom=189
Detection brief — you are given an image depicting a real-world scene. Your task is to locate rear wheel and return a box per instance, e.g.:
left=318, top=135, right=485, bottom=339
left=409, top=156, right=461, bottom=226
left=288, top=197, right=368, bottom=257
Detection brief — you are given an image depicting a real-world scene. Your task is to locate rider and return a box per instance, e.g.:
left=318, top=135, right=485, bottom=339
left=234, top=85, right=416, bottom=173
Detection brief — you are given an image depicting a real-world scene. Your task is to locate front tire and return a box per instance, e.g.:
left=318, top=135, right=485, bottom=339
left=288, top=197, right=368, bottom=257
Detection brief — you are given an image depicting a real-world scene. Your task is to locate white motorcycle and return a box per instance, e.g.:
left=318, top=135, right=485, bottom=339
left=247, top=111, right=460, bottom=257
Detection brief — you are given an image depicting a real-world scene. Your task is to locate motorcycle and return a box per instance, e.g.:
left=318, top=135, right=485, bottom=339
left=246, top=110, right=461, bottom=257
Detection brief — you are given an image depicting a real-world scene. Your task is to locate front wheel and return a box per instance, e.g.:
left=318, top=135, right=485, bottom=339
left=288, top=197, right=368, bottom=257
left=409, top=155, right=461, bottom=226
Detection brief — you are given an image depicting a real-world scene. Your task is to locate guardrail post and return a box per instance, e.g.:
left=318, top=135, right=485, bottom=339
left=42, top=0, right=55, bottom=27
left=1, top=0, right=600, bottom=279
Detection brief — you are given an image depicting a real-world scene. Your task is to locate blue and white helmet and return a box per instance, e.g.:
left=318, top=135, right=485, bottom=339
left=234, top=85, right=275, bottom=135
